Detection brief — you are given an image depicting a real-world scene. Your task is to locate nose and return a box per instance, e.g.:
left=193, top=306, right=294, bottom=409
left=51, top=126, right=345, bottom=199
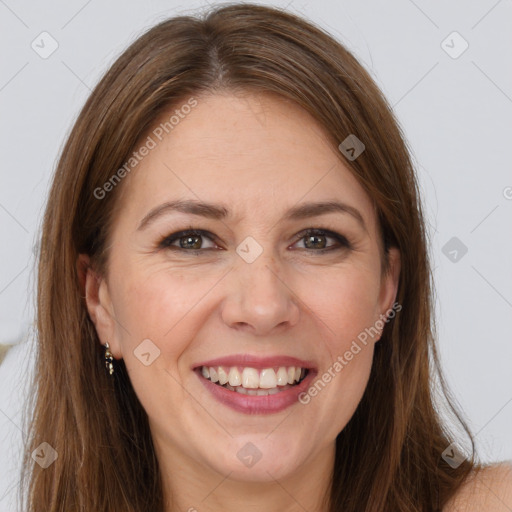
left=220, top=251, right=301, bottom=336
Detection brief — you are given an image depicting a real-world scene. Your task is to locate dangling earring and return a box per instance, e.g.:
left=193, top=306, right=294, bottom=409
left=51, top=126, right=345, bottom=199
left=104, top=342, right=114, bottom=376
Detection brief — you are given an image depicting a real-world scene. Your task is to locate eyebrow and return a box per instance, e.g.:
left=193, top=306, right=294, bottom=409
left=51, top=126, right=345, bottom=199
left=137, top=199, right=367, bottom=231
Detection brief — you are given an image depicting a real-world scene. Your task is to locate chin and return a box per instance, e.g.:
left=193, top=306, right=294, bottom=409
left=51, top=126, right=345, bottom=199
left=203, top=436, right=304, bottom=482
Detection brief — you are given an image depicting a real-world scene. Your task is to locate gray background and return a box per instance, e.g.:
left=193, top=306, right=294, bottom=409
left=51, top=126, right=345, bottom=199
left=1, top=0, right=511, bottom=509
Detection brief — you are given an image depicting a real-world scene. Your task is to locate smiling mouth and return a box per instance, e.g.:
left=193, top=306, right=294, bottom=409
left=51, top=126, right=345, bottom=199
left=197, top=365, right=309, bottom=396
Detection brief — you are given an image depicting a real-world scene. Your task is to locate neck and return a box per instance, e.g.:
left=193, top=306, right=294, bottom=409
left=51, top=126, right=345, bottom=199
left=157, top=440, right=335, bottom=512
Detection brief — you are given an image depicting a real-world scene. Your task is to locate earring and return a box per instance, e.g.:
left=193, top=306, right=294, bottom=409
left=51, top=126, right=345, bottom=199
left=104, top=342, right=114, bottom=376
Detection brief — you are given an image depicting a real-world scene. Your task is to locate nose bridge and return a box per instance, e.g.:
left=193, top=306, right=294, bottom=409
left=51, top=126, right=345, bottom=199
left=240, top=249, right=279, bottom=290
left=221, top=237, right=300, bottom=333
left=236, top=240, right=284, bottom=304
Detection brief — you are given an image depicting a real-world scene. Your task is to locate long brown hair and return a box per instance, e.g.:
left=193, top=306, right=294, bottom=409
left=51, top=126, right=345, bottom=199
left=20, top=3, right=481, bottom=510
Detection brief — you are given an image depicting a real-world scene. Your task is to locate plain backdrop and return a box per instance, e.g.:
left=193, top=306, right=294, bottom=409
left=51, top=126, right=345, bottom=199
left=1, top=0, right=511, bottom=509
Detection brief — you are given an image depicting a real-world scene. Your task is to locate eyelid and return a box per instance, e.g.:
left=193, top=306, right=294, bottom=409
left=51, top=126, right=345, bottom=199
left=291, top=228, right=351, bottom=251
left=157, top=227, right=352, bottom=253
left=157, top=229, right=220, bottom=251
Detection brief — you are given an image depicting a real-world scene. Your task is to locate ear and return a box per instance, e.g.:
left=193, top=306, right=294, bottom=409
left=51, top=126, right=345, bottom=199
left=77, top=254, right=122, bottom=359
left=376, top=247, right=401, bottom=338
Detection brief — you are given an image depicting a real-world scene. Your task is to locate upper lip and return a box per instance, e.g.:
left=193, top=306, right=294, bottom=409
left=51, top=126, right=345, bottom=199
left=193, top=354, right=317, bottom=371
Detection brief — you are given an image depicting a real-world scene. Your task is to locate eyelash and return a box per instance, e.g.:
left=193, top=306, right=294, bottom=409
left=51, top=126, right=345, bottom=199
left=157, top=227, right=352, bottom=255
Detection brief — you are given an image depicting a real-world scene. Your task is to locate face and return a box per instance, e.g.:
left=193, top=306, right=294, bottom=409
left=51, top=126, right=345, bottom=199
left=84, top=92, right=400, bottom=486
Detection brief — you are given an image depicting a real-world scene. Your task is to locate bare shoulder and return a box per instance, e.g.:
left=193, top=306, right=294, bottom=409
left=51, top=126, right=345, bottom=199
left=444, top=462, right=512, bottom=512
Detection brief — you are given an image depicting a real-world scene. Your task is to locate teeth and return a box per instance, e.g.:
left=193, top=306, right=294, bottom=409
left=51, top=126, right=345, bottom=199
left=246, top=386, right=287, bottom=396
left=228, top=367, right=242, bottom=387
left=200, top=365, right=307, bottom=390
left=217, top=366, right=229, bottom=385
left=259, top=368, right=277, bottom=389
left=276, top=367, right=289, bottom=386
left=241, top=368, right=259, bottom=389
left=208, top=367, right=218, bottom=383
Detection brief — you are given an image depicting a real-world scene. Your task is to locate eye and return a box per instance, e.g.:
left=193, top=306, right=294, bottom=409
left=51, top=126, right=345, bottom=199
left=157, top=227, right=352, bottom=255
left=292, top=228, right=351, bottom=252
left=158, top=229, right=219, bottom=252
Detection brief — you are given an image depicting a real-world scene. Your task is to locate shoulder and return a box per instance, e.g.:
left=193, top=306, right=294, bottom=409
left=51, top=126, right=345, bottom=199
left=444, top=462, right=512, bottom=512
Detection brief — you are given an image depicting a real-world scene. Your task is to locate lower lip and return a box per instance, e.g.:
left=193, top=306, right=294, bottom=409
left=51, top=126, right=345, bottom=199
left=195, top=369, right=317, bottom=414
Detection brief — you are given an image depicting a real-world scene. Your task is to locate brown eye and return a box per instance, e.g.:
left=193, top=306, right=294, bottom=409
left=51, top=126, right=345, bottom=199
left=304, top=233, right=328, bottom=249
left=179, top=234, right=203, bottom=249
left=158, top=229, right=218, bottom=252
left=294, top=228, right=351, bottom=252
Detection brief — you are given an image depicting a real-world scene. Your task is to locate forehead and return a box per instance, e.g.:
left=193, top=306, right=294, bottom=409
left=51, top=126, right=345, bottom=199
left=116, top=92, right=376, bottom=229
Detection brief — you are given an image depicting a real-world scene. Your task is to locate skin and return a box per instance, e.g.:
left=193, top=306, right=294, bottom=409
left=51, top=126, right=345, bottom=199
left=83, top=91, right=401, bottom=512
left=444, top=463, right=512, bottom=512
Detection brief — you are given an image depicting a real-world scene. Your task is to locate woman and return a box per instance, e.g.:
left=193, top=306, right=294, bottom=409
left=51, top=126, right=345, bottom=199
left=20, top=3, right=511, bottom=511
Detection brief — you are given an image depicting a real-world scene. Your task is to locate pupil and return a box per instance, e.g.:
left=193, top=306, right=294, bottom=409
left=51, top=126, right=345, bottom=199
left=181, top=235, right=201, bottom=249
left=305, top=234, right=326, bottom=249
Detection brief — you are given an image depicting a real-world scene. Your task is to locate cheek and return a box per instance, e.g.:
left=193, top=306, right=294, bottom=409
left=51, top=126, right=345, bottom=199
left=300, top=264, right=381, bottom=350
left=108, top=269, right=214, bottom=418
left=110, top=265, right=223, bottom=355
left=296, top=264, right=379, bottom=407
left=297, top=269, right=378, bottom=434
left=113, top=279, right=167, bottom=344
